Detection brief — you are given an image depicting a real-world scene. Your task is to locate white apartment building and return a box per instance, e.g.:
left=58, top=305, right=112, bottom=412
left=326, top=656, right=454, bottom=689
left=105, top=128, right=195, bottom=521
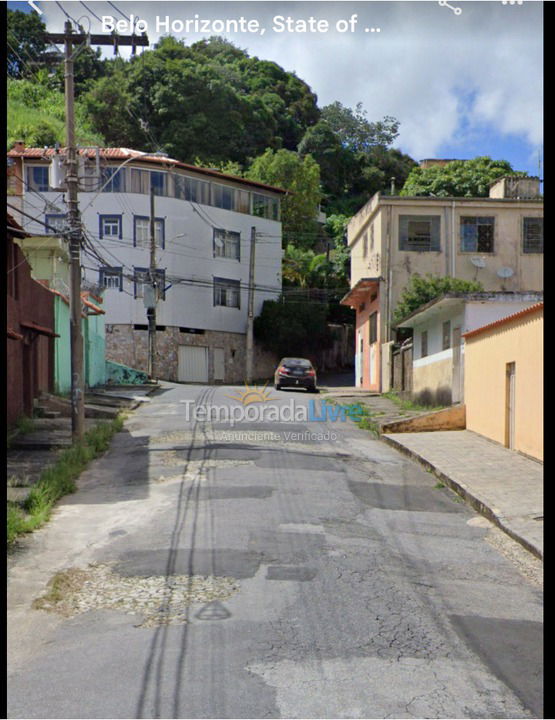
left=7, top=143, right=285, bottom=383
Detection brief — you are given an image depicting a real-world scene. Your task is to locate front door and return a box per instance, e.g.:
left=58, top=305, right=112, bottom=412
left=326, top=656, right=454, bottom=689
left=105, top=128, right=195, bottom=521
left=506, top=362, right=516, bottom=450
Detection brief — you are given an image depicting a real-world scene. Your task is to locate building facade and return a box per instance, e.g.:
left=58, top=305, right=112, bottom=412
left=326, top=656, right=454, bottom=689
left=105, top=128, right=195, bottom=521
left=463, top=303, right=543, bottom=461
left=8, top=144, right=285, bottom=383
left=342, top=176, right=543, bottom=391
left=396, top=292, right=543, bottom=406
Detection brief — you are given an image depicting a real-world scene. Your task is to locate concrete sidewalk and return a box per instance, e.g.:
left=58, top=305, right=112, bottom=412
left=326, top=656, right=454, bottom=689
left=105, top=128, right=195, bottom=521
left=382, top=430, right=543, bottom=559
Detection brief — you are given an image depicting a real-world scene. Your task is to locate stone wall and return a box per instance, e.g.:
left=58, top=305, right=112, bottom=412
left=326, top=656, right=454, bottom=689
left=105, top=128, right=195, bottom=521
left=105, top=324, right=279, bottom=384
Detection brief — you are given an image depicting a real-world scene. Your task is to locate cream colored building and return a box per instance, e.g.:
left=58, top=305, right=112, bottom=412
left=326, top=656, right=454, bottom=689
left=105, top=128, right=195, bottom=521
left=464, top=303, right=543, bottom=461
left=343, top=176, right=543, bottom=391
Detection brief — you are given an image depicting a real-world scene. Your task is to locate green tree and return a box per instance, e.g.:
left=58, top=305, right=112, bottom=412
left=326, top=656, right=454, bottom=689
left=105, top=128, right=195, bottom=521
left=7, top=9, right=47, bottom=78
left=246, top=148, right=322, bottom=247
left=254, top=299, right=334, bottom=361
left=392, top=274, right=484, bottom=325
left=321, top=102, right=400, bottom=152
left=324, top=214, right=351, bottom=283
left=400, top=157, right=527, bottom=198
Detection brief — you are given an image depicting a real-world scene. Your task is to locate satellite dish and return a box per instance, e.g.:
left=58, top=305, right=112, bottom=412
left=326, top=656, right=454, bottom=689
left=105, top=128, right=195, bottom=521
left=470, top=257, right=486, bottom=268
left=497, top=267, right=514, bottom=279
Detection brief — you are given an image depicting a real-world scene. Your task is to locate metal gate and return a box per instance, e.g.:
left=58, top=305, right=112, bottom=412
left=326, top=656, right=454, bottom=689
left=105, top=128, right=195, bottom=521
left=178, top=345, right=209, bottom=383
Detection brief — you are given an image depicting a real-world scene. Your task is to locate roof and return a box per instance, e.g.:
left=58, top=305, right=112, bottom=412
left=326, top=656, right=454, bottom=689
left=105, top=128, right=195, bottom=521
left=7, top=213, right=28, bottom=238
left=395, top=291, right=544, bottom=328
left=340, top=277, right=381, bottom=306
left=463, top=302, right=543, bottom=340
left=7, top=146, right=288, bottom=196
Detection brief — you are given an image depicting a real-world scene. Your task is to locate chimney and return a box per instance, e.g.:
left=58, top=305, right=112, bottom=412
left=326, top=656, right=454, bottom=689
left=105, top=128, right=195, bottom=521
left=13, top=141, right=25, bottom=153
left=489, top=176, right=541, bottom=200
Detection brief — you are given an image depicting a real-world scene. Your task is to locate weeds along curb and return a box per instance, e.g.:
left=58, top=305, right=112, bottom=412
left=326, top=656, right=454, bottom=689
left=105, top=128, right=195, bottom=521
left=7, top=415, right=125, bottom=548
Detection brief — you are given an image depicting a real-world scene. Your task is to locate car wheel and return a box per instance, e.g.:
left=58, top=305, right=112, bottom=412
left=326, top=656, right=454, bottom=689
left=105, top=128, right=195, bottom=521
left=275, top=384, right=281, bottom=391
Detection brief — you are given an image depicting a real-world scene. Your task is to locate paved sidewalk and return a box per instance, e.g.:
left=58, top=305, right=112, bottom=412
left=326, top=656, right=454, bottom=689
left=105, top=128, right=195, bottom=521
left=383, top=430, right=543, bottom=559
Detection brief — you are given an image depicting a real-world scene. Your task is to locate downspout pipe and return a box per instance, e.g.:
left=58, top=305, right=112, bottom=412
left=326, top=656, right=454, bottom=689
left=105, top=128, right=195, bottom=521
left=451, top=200, right=456, bottom=277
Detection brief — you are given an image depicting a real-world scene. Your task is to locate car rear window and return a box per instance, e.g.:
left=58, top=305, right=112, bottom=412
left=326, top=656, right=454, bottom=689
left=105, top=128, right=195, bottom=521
left=283, top=358, right=311, bottom=368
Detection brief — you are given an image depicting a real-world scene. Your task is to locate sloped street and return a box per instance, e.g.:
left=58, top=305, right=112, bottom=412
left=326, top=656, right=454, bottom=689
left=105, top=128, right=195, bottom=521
left=7, top=383, right=543, bottom=719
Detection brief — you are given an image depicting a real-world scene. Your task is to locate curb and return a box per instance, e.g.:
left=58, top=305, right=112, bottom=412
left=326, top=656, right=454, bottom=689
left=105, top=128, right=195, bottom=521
left=381, top=434, right=543, bottom=561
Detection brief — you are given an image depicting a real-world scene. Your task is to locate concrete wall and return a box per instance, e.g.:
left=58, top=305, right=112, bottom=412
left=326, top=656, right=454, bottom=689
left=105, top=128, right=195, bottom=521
left=348, top=195, right=544, bottom=330
left=354, top=291, right=381, bottom=390
left=464, top=308, right=543, bottom=461
left=53, top=295, right=72, bottom=394
left=413, top=354, right=453, bottom=406
left=85, top=313, right=106, bottom=388
left=105, top=324, right=279, bottom=384
left=382, top=404, right=466, bottom=433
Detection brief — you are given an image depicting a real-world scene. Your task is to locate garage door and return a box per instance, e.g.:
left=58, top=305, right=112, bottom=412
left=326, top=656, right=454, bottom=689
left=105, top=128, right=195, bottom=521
left=178, top=345, right=209, bottom=383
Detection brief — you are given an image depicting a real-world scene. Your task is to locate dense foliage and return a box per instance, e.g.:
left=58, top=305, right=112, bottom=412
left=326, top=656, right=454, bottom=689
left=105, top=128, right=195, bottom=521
left=400, top=156, right=527, bottom=198
left=392, top=274, right=484, bottom=325
left=254, top=299, right=334, bottom=361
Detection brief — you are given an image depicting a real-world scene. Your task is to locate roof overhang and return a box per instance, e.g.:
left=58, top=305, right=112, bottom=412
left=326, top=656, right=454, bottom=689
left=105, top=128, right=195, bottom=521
left=340, top=277, right=381, bottom=307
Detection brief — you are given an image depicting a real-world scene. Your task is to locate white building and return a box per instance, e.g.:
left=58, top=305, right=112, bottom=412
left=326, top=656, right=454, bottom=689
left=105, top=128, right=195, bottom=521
left=8, top=144, right=285, bottom=383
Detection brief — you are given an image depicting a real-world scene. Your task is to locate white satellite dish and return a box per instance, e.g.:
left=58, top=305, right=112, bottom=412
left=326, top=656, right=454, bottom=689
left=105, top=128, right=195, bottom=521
left=470, top=256, right=486, bottom=268
left=497, top=267, right=514, bottom=279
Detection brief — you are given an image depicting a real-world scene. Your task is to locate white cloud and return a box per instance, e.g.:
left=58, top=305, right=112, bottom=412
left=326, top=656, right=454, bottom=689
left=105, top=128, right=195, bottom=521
left=40, top=1, right=542, bottom=159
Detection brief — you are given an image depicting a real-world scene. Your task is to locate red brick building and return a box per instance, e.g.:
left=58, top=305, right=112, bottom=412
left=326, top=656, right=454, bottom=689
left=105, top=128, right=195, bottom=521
left=7, top=214, right=57, bottom=425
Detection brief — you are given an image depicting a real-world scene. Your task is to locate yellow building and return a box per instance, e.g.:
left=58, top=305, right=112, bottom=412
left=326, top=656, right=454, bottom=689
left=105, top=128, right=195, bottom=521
left=463, top=303, right=543, bottom=461
left=344, top=176, right=543, bottom=391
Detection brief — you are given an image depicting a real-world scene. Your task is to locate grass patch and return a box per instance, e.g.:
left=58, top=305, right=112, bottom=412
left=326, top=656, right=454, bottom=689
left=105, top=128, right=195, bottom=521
left=7, top=415, right=125, bottom=548
left=434, top=481, right=446, bottom=489
left=383, top=391, right=446, bottom=413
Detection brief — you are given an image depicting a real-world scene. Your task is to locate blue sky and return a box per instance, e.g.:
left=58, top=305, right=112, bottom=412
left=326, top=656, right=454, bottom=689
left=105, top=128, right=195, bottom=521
left=8, top=1, right=543, bottom=177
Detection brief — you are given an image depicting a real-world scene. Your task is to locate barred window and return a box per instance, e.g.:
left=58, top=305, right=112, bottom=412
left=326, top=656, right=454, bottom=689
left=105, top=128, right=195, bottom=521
left=100, top=267, right=122, bottom=291
left=442, top=320, right=451, bottom=351
left=460, top=216, right=495, bottom=253
left=522, top=217, right=543, bottom=254
left=134, top=267, right=166, bottom=300
left=399, top=216, right=441, bottom=251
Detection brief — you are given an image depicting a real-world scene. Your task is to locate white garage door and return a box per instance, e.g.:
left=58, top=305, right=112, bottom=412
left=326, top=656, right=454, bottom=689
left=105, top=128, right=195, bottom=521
left=178, top=345, right=209, bottom=383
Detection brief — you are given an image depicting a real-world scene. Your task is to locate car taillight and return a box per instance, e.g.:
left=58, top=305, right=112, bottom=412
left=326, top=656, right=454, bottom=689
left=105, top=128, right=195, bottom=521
left=278, top=367, right=289, bottom=375
left=307, top=369, right=315, bottom=376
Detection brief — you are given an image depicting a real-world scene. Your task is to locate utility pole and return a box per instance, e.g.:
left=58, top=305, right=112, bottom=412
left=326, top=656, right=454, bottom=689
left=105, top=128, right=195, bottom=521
left=63, top=20, right=85, bottom=442
left=44, top=24, right=149, bottom=440
left=245, top=226, right=256, bottom=384
left=148, top=185, right=158, bottom=380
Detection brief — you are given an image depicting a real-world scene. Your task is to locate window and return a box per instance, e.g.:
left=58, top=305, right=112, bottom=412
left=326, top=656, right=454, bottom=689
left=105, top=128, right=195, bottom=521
left=523, top=217, right=543, bottom=254
left=442, top=320, right=451, bottom=351
left=150, top=171, right=167, bottom=197
left=133, top=216, right=165, bottom=248
left=399, top=216, right=441, bottom=251
left=214, top=277, right=240, bottom=308
left=253, top=193, right=280, bottom=221
left=174, top=175, right=211, bottom=205
left=214, top=229, right=240, bottom=260
left=27, top=166, right=49, bottom=192
left=369, top=312, right=378, bottom=344
left=460, top=217, right=495, bottom=253
left=101, top=167, right=124, bottom=192
left=45, top=214, right=67, bottom=234
left=134, top=267, right=166, bottom=300
left=99, top=215, right=122, bottom=239
left=421, top=330, right=428, bottom=358
left=129, top=168, right=150, bottom=194
left=362, top=232, right=368, bottom=258
left=370, top=223, right=375, bottom=251
left=212, top=184, right=235, bottom=211
left=99, top=267, right=123, bottom=291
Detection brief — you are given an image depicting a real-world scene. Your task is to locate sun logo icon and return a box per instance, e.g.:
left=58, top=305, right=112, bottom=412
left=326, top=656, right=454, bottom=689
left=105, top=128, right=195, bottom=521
left=226, top=382, right=273, bottom=406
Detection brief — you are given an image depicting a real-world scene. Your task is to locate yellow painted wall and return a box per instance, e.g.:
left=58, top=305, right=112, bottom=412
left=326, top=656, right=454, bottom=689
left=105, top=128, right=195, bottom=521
left=464, top=309, right=543, bottom=461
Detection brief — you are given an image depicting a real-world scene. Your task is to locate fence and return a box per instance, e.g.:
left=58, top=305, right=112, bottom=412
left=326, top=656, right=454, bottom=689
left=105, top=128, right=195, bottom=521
left=391, top=341, right=413, bottom=395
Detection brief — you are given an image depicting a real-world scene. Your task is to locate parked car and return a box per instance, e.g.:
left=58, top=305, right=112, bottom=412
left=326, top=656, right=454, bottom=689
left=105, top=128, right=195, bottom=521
left=274, top=357, right=318, bottom=392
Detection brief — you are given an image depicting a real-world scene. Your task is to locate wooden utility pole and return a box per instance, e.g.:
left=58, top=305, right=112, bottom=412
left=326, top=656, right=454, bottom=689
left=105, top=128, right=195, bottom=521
left=44, top=24, right=149, bottom=439
left=148, top=185, right=158, bottom=380
left=245, top=226, right=256, bottom=383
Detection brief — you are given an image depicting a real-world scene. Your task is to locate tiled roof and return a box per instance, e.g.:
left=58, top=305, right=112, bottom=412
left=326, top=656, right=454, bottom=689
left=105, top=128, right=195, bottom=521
left=7, top=146, right=288, bottom=195
left=463, top=302, right=544, bottom=339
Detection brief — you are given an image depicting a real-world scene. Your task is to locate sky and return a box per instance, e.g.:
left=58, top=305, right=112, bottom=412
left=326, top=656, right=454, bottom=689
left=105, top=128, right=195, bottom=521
left=8, top=0, right=543, bottom=177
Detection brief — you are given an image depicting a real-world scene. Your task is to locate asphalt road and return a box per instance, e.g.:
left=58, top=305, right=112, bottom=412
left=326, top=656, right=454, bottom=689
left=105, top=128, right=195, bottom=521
left=7, top=382, right=543, bottom=719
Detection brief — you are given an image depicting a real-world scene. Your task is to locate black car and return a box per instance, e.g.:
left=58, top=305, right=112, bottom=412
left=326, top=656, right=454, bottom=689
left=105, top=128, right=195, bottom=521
left=274, top=357, right=318, bottom=392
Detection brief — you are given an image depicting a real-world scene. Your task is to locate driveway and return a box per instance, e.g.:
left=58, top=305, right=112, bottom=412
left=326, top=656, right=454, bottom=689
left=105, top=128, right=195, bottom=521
left=7, top=382, right=543, bottom=719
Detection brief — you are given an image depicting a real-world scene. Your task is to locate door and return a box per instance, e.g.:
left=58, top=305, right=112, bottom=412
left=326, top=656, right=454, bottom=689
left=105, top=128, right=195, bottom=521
left=506, top=362, right=516, bottom=450
left=214, top=348, right=225, bottom=382
left=355, top=332, right=363, bottom=387
left=452, top=326, right=462, bottom=403
left=178, top=345, right=209, bottom=383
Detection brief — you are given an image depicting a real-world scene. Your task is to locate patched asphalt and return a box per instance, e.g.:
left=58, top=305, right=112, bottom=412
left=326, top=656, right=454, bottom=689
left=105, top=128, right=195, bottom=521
left=7, top=382, right=543, bottom=719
